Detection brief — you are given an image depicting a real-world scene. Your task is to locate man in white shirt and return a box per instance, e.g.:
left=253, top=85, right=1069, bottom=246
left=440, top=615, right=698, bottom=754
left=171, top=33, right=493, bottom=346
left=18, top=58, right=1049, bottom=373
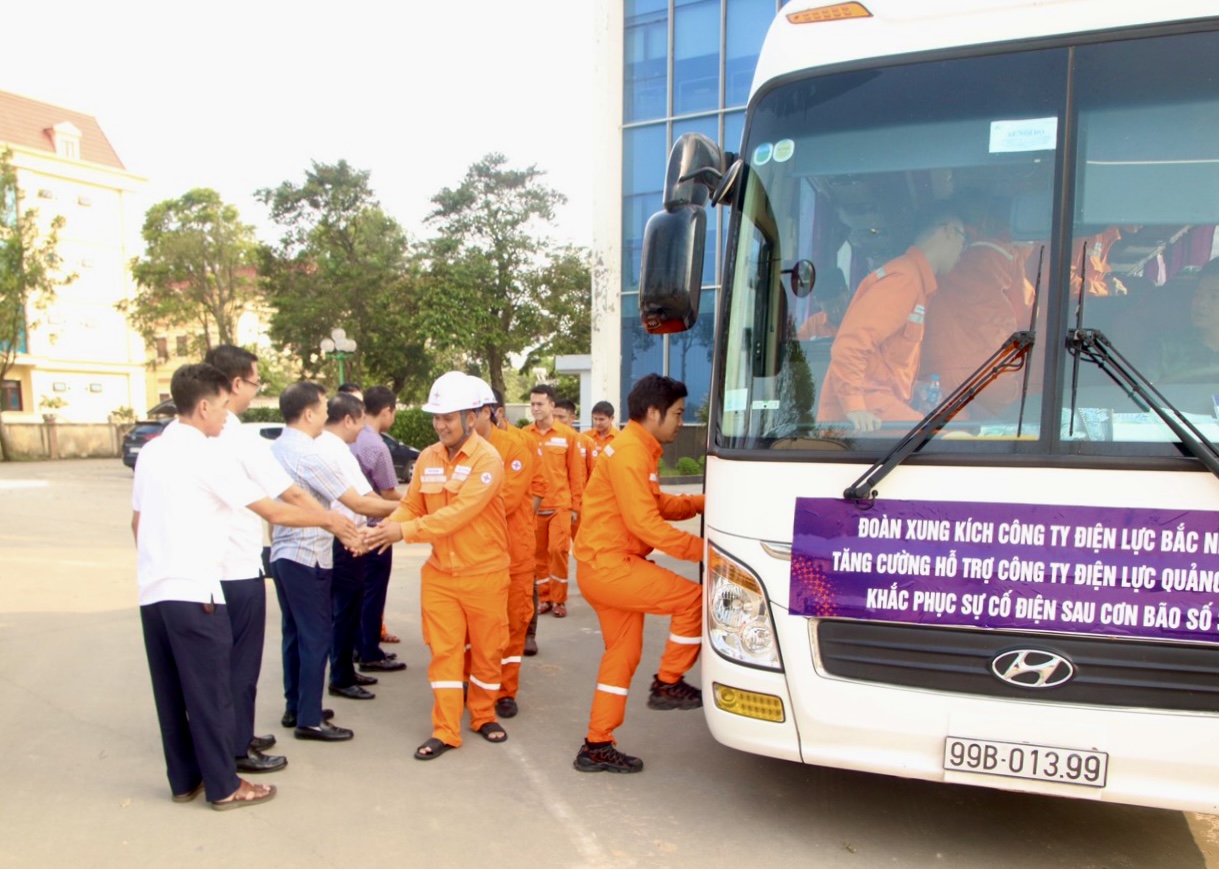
left=203, top=345, right=340, bottom=774
left=316, top=393, right=397, bottom=700
left=132, top=364, right=360, bottom=810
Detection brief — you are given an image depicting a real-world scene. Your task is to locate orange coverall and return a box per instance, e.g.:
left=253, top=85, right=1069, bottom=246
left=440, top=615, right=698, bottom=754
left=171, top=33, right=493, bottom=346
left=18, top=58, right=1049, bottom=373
left=573, top=420, right=705, bottom=744
left=523, top=420, right=585, bottom=605
left=485, top=425, right=541, bottom=701
left=819, top=247, right=938, bottom=424
left=921, top=240, right=1035, bottom=416
left=586, top=427, right=619, bottom=474
left=387, top=432, right=509, bottom=747
left=1070, top=227, right=1123, bottom=298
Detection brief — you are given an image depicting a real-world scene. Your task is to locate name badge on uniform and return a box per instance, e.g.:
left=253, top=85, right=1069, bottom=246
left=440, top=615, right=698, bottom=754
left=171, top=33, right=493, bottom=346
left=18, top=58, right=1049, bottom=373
left=908, top=303, right=925, bottom=325
left=547, top=437, right=568, bottom=449
left=453, top=465, right=472, bottom=481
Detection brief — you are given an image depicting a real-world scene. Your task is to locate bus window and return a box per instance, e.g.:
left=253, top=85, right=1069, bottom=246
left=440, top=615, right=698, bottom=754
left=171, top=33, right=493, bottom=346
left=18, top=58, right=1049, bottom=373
left=718, top=48, right=1065, bottom=451
left=1064, top=29, right=1219, bottom=447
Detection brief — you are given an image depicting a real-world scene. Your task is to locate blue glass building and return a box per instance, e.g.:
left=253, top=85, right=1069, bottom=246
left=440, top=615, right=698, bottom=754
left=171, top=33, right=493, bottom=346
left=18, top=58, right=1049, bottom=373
left=593, top=0, right=786, bottom=421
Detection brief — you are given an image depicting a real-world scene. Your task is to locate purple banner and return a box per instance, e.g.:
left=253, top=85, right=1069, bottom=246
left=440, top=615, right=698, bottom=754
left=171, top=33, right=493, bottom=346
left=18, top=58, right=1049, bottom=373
left=791, top=498, right=1219, bottom=643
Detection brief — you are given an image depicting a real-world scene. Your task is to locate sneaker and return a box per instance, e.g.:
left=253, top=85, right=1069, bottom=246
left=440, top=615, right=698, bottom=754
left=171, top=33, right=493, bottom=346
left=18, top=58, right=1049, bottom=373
left=523, top=635, right=538, bottom=656
left=647, top=674, right=702, bottom=711
left=574, top=741, right=643, bottom=774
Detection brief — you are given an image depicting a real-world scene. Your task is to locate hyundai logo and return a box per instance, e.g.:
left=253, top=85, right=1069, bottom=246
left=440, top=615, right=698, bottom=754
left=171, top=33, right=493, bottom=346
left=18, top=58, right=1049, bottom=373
left=990, top=649, right=1075, bottom=688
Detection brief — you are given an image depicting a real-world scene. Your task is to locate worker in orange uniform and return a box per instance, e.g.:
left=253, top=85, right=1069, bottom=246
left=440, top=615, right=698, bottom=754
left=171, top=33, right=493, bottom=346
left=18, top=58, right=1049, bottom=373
left=586, top=400, right=620, bottom=474
left=468, top=377, right=541, bottom=718
left=572, top=374, right=705, bottom=774
left=1070, top=226, right=1129, bottom=298
left=524, top=384, right=584, bottom=619
left=819, top=207, right=968, bottom=431
left=363, top=372, right=510, bottom=760
left=921, top=202, right=1038, bottom=418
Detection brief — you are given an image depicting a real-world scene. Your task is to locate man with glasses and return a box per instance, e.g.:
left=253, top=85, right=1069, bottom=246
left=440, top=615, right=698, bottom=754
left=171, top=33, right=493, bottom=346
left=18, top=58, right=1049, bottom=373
left=819, top=206, right=968, bottom=432
left=202, top=345, right=356, bottom=773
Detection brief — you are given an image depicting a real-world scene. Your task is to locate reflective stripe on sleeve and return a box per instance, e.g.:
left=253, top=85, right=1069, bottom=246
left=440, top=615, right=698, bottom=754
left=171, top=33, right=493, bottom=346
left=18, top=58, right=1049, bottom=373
left=596, top=683, right=629, bottom=696
left=668, top=633, right=701, bottom=645
left=431, top=681, right=465, bottom=690
left=469, top=675, right=501, bottom=691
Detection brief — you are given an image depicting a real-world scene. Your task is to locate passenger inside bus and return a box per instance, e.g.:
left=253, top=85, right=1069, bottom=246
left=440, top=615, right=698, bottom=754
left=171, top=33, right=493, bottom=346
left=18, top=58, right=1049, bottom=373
left=1150, top=258, right=1219, bottom=389
left=920, top=196, right=1038, bottom=419
left=818, top=205, right=967, bottom=432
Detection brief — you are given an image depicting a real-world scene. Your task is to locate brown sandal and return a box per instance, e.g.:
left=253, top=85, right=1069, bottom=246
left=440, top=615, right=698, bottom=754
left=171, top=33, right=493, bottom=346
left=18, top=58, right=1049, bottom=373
left=211, top=779, right=276, bottom=811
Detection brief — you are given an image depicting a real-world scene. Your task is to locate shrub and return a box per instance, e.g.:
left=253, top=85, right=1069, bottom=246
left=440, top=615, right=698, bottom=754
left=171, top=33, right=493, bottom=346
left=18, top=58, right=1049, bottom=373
left=390, top=407, right=438, bottom=449
left=239, top=406, right=283, bottom=423
left=675, top=456, right=702, bottom=476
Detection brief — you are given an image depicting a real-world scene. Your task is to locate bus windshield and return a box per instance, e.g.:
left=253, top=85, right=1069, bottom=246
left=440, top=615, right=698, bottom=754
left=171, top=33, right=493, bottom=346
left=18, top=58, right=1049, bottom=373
left=717, top=27, right=1219, bottom=459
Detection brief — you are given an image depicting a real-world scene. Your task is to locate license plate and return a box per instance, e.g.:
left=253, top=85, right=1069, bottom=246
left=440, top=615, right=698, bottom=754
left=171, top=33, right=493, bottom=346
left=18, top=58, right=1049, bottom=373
left=944, top=737, right=1108, bottom=788
left=128, top=446, right=141, bottom=455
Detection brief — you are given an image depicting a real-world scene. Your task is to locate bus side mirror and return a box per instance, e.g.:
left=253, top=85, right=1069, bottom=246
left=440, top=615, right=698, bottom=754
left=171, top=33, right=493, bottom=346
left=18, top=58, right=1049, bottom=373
left=638, top=133, right=727, bottom=335
left=639, top=206, right=706, bottom=334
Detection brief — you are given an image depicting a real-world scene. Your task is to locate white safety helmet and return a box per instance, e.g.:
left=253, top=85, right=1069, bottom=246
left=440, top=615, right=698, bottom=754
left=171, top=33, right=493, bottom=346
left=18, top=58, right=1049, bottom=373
left=422, top=371, right=481, bottom=414
left=468, top=375, right=496, bottom=409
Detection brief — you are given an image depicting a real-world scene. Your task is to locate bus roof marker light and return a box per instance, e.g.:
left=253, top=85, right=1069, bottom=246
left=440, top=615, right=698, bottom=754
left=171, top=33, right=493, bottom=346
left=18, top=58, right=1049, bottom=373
left=787, top=3, right=871, bottom=25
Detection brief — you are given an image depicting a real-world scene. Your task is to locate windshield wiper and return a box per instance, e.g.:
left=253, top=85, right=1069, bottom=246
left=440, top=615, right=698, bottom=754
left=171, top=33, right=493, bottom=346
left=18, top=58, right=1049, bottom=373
left=1065, top=327, right=1219, bottom=479
left=844, top=329, right=1036, bottom=502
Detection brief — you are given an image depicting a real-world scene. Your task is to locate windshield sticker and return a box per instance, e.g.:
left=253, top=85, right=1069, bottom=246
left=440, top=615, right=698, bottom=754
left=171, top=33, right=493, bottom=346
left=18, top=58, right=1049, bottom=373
left=773, top=139, right=795, bottom=163
left=791, top=497, right=1219, bottom=644
left=751, top=399, right=780, bottom=410
left=753, top=142, right=773, bottom=165
left=724, top=388, right=748, bottom=412
left=989, top=117, right=1058, bottom=153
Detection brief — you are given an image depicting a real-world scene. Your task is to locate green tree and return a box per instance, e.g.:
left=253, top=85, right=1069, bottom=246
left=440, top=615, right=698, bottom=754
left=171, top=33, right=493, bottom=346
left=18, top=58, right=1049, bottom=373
left=0, top=149, right=75, bottom=461
left=257, top=160, right=430, bottom=397
left=122, top=188, right=259, bottom=352
left=417, top=153, right=589, bottom=395
left=520, top=244, right=592, bottom=369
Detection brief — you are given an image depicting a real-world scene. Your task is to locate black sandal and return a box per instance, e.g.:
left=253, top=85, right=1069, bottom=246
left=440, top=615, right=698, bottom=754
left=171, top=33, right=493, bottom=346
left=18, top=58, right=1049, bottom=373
left=414, top=737, right=455, bottom=760
left=476, top=722, right=508, bottom=743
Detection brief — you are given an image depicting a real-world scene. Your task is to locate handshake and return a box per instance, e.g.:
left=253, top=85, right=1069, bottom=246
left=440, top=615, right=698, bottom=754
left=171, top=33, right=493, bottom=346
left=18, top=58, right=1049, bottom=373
left=327, top=514, right=404, bottom=556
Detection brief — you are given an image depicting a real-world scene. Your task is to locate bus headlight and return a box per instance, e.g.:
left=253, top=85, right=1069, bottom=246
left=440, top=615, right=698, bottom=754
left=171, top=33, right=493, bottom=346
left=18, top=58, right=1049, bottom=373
left=707, top=545, right=782, bottom=671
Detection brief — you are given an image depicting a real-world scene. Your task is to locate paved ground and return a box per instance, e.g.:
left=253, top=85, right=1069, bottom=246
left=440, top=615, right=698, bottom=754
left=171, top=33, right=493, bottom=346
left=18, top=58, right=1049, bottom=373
left=0, top=458, right=1215, bottom=868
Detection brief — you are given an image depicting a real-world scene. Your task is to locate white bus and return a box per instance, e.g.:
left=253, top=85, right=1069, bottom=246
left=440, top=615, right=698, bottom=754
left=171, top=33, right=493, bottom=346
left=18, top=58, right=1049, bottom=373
left=639, top=0, right=1219, bottom=812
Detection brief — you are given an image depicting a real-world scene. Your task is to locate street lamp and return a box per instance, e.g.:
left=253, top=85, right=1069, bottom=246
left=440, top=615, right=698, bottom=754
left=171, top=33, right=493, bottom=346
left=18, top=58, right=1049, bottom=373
left=319, top=327, right=357, bottom=384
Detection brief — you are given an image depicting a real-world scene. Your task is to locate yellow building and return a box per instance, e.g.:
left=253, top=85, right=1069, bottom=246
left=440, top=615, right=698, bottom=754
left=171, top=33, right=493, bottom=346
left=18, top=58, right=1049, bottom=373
left=0, top=89, right=148, bottom=423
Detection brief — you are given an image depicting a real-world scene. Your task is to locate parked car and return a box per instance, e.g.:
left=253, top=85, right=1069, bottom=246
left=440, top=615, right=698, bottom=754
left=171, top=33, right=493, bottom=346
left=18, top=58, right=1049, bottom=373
left=241, top=422, right=284, bottom=441
left=381, top=432, right=419, bottom=483
left=121, top=419, right=173, bottom=469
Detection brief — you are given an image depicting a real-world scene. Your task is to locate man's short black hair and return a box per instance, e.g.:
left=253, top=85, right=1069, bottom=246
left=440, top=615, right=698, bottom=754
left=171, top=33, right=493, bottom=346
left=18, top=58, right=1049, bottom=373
left=202, top=344, right=258, bottom=383
left=280, top=382, right=327, bottom=424
left=913, top=201, right=962, bottom=244
left=171, top=363, right=230, bottom=416
left=327, top=392, right=365, bottom=425
left=337, top=382, right=363, bottom=395
left=363, top=385, right=397, bottom=416
left=555, top=398, right=577, bottom=414
left=530, top=383, right=556, bottom=401
left=1198, top=257, right=1219, bottom=283
left=627, top=374, right=687, bottom=422
left=591, top=400, right=614, bottom=418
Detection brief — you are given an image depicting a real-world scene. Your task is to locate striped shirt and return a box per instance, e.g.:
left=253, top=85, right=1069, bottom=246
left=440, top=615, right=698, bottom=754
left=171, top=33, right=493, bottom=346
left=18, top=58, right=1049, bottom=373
left=270, top=426, right=351, bottom=569
left=352, top=424, right=397, bottom=493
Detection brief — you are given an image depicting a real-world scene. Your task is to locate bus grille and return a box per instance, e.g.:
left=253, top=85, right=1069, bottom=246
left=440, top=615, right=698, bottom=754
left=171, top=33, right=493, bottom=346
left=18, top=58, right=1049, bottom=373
left=816, top=620, right=1219, bottom=714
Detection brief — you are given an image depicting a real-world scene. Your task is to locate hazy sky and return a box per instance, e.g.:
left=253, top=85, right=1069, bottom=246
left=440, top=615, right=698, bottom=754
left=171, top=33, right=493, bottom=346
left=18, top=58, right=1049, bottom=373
left=2, top=1, right=597, bottom=246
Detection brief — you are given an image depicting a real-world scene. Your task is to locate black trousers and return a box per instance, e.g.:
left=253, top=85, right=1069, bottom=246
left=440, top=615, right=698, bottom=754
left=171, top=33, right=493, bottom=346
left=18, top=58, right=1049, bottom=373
left=358, top=545, right=394, bottom=662
left=220, top=576, right=265, bottom=756
left=140, top=600, right=240, bottom=803
left=330, top=540, right=365, bottom=688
